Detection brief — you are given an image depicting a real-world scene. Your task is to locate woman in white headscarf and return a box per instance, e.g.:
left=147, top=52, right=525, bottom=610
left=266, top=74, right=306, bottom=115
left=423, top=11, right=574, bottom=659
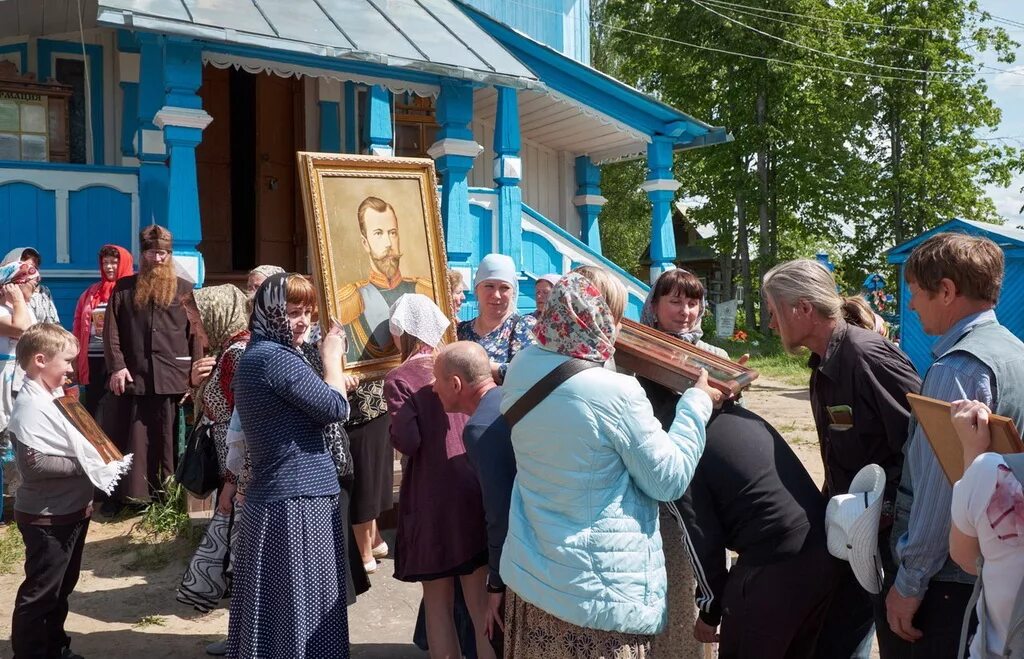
left=384, top=294, right=493, bottom=659
left=456, top=254, right=535, bottom=384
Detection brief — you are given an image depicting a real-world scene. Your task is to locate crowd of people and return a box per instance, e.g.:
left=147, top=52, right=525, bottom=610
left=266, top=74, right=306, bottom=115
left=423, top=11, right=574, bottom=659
left=1, top=226, right=1023, bottom=659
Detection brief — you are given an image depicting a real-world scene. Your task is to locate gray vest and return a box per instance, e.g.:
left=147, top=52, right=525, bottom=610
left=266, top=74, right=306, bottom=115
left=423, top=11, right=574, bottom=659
left=892, top=319, right=1024, bottom=586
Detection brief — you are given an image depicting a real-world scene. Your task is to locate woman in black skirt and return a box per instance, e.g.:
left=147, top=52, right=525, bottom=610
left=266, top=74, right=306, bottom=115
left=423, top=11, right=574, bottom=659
left=346, top=379, right=394, bottom=573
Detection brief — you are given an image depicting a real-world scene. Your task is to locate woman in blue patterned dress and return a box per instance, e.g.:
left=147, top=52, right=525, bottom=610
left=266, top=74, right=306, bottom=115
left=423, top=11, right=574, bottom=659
left=227, top=273, right=352, bottom=659
left=456, top=254, right=535, bottom=384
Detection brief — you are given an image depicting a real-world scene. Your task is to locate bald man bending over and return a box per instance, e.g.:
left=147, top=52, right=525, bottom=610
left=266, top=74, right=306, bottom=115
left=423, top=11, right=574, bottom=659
left=433, top=341, right=515, bottom=647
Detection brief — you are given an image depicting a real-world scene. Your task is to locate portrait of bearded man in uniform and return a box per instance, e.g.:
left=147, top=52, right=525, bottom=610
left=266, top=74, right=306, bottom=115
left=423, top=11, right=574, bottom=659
left=338, top=196, right=431, bottom=363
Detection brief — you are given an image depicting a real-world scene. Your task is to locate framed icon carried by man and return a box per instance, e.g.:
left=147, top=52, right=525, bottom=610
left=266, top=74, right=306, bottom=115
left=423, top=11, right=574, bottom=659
left=297, top=152, right=455, bottom=380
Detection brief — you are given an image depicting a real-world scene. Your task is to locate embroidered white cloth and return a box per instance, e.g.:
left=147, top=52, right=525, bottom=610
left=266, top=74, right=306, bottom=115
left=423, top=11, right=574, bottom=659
left=7, top=378, right=132, bottom=495
left=388, top=294, right=451, bottom=349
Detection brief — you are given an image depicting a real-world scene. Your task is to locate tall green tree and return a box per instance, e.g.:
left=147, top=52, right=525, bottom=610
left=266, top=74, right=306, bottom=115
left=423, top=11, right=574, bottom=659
left=592, top=0, right=1021, bottom=323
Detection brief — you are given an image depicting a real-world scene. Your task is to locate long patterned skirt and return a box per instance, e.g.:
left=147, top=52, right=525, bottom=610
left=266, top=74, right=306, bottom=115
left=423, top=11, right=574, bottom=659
left=652, top=503, right=713, bottom=658
left=226, top=495, right=349, bottom=659
left=504, top=590, right=651, bottom=659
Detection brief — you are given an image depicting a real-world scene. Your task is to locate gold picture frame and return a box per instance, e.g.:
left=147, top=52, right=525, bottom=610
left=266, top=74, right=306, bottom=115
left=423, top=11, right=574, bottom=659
left=615, top=319, right=759, bottom=396
left=297, top=152, right=455, bottom=381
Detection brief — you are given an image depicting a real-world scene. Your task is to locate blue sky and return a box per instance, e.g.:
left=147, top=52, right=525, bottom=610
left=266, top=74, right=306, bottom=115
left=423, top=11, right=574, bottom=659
left=977, top=0, right=1024, bottom=227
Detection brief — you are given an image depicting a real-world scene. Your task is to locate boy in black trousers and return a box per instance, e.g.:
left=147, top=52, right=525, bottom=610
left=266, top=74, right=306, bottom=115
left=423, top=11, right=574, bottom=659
left=7, top=324, right=126, bottom=659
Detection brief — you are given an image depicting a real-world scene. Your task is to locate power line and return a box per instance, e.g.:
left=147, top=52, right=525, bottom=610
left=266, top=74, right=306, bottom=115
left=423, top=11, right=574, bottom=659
left=692, top=0, right=1024, bottom=79
left=689, top=0, right=988, bottom=78
left=590, top=20, right=948, bottom=83
left=507, top=0, right=1013, bottom=84
left=697, top=0, right=948, bottom=32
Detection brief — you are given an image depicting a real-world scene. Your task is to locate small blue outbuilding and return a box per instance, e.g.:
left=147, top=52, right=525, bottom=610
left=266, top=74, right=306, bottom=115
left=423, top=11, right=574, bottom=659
left=887, top=218, right=1024, bottom=375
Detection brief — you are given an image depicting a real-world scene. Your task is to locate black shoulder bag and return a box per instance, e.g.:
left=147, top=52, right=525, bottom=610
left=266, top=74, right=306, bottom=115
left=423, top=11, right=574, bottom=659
left=503, top=358, right=601, bottom=429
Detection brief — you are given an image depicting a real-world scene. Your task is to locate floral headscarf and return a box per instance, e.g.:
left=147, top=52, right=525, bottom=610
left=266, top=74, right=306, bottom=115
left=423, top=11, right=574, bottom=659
left=0, top=260, right=40, bottom=286
left=195, top=284, right=250, bottom=351
left=249, top=273, right=294, bottom=347
left=533, top=271, right=617, bottom=363
left=249, top=264, right=286, bottom=280
left=639, top=269, right=707, bottom=344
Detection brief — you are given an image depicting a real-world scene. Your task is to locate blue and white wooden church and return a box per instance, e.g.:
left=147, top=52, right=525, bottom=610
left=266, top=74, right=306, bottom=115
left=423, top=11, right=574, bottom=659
left=887, top=218, right=1024, bottom=374
left=0, top=0, right=729, bottom=324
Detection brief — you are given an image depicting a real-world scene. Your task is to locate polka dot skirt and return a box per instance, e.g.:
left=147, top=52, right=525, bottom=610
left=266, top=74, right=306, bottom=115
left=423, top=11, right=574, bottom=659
left=226, top=495, right=349, bottom=658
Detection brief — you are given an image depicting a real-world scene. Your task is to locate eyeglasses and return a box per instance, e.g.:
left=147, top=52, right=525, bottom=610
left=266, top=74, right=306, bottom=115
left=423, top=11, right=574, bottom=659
left=144, top=249, right=170, bottom=258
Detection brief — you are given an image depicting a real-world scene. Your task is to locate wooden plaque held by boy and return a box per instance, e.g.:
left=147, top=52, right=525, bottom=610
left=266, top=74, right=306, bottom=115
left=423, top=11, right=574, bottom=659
left=907, top=393, right=1024, bottom=484
left=54, top=396, right=124, bottom=464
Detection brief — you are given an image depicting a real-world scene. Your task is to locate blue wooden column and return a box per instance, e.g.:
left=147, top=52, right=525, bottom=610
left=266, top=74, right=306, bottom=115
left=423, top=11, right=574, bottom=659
left=364, top=85, right=393, bottom=156
left=642, top=136, right=680, bottom=283
left=136, top=33, right=168, bottom=237
left=428, top=82, right=481, bottom=263
left=493, top=86, right=522, bottom=266
left=574, top=156, right=606, bottom=253
left=154, top=38, right=211, bottom=286
left=319, top=103, right=341, bottom=152
left=117, top=31, right=140, bottom=159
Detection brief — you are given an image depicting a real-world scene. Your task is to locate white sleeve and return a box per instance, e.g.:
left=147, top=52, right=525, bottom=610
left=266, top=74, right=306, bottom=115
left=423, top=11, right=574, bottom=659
left=951, top=452, right=1002, bottom=537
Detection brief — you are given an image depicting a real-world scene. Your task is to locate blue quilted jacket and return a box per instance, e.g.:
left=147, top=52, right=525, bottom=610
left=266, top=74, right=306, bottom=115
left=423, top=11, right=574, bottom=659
left=499, top=345, right=712, bottom=635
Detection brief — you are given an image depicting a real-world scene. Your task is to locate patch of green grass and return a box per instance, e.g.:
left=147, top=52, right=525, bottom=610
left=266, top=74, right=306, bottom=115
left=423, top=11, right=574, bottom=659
left=135, top=477, right=203, bottom=548
left=134, top=615, right=167, bottom=628
left=701, top=330, right=810, bottom=387
left=747, top=352, right=811, bottom=387
left=0, top=523, right=26, bottom=575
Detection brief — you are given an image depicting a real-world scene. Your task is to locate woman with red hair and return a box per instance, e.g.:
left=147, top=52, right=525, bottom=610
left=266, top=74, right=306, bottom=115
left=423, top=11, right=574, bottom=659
left=71, top=245, right=133, bottom=416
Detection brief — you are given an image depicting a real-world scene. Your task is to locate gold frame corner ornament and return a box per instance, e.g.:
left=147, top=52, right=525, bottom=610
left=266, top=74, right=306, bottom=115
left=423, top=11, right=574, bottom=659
left=297, top=152, right=456, bottom=381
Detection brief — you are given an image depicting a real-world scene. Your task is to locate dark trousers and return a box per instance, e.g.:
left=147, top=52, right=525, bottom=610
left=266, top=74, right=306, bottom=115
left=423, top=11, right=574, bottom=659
left=814, top=564, right=875, bottom=658
left=118, top=394, right=177, bottom=502
left=719, top=543, right=841, bottom=659
left=874, top=576, right=977, bottom=659
left=82, top=356, right=108, bottom=419
left=11, top=518, right=90, bottom=659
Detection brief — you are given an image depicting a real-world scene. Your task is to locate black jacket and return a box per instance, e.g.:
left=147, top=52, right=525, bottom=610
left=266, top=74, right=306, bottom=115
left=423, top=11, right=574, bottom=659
left=808, top=321, right=921, bottom=518
left=642, top=383, right=828, bottom=627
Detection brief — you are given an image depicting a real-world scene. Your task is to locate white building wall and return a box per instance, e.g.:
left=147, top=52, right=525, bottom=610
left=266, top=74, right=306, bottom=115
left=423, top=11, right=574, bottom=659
left=470, top=118, right=578, bottom=236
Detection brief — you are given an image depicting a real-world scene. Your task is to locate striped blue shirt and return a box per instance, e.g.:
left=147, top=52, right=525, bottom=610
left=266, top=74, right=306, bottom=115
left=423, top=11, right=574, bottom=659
left=893, top=310, right=996, bottom=597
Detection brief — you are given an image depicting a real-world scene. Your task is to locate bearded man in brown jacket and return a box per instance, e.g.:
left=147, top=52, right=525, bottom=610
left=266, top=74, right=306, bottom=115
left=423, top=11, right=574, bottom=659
left=104, top=225, right=205, bottom=503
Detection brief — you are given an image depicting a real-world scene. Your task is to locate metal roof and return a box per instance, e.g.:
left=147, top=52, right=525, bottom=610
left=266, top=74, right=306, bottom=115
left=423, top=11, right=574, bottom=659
left=95, top=0, right=538, bottom=88
left=888, top=218, right=1024, bottom=261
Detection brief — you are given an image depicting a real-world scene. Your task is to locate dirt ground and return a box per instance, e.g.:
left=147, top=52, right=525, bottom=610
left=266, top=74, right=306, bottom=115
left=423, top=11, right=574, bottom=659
left=0, top=378, right=825, bottom=659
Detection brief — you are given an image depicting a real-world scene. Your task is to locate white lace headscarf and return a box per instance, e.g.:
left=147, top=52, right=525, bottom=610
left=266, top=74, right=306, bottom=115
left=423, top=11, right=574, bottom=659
left=388, top=294, right=451, bottom=349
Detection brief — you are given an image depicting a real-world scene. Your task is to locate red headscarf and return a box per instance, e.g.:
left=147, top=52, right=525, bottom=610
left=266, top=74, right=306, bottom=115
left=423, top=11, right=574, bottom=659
left=72, top=245, right=134, bottom=384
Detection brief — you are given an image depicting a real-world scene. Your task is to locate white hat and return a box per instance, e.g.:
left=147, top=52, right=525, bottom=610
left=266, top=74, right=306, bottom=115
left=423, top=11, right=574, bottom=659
left=388, top=293, right=451, bottom=349
left=825, top=463, right=885, bottom=594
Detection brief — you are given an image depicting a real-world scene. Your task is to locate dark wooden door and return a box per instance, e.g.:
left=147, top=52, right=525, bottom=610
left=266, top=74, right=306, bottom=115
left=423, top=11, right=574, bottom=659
left=254, top=73, right=302, bottom=272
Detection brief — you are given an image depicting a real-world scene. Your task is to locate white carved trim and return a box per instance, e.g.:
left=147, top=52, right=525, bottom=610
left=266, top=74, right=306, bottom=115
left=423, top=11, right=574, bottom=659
left=140, top=129, right=166, bottom=156
left=202, top=52, right=440, bottom=98
left=369, top=145, right=394, bottom=157
left=428, top=138, right=483, bottom=160
left=640, top=179, right=682, bottom=193
left=37, top=269, right=108, bottom=278
left=118, top=52, right=140, bottom=83
left=492, top=155, right=522, bottom=181
left=154, top=106, right=214, bottom=130
left=55, top=190, right=70, bottom=263
left=573, top=194, right=608, bottom=207
left=543, top=88, right=649, bottom=146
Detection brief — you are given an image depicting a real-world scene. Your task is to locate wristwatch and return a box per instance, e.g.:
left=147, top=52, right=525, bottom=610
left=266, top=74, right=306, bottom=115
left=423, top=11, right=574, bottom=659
left=486, top=575, right=506, bottom=594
